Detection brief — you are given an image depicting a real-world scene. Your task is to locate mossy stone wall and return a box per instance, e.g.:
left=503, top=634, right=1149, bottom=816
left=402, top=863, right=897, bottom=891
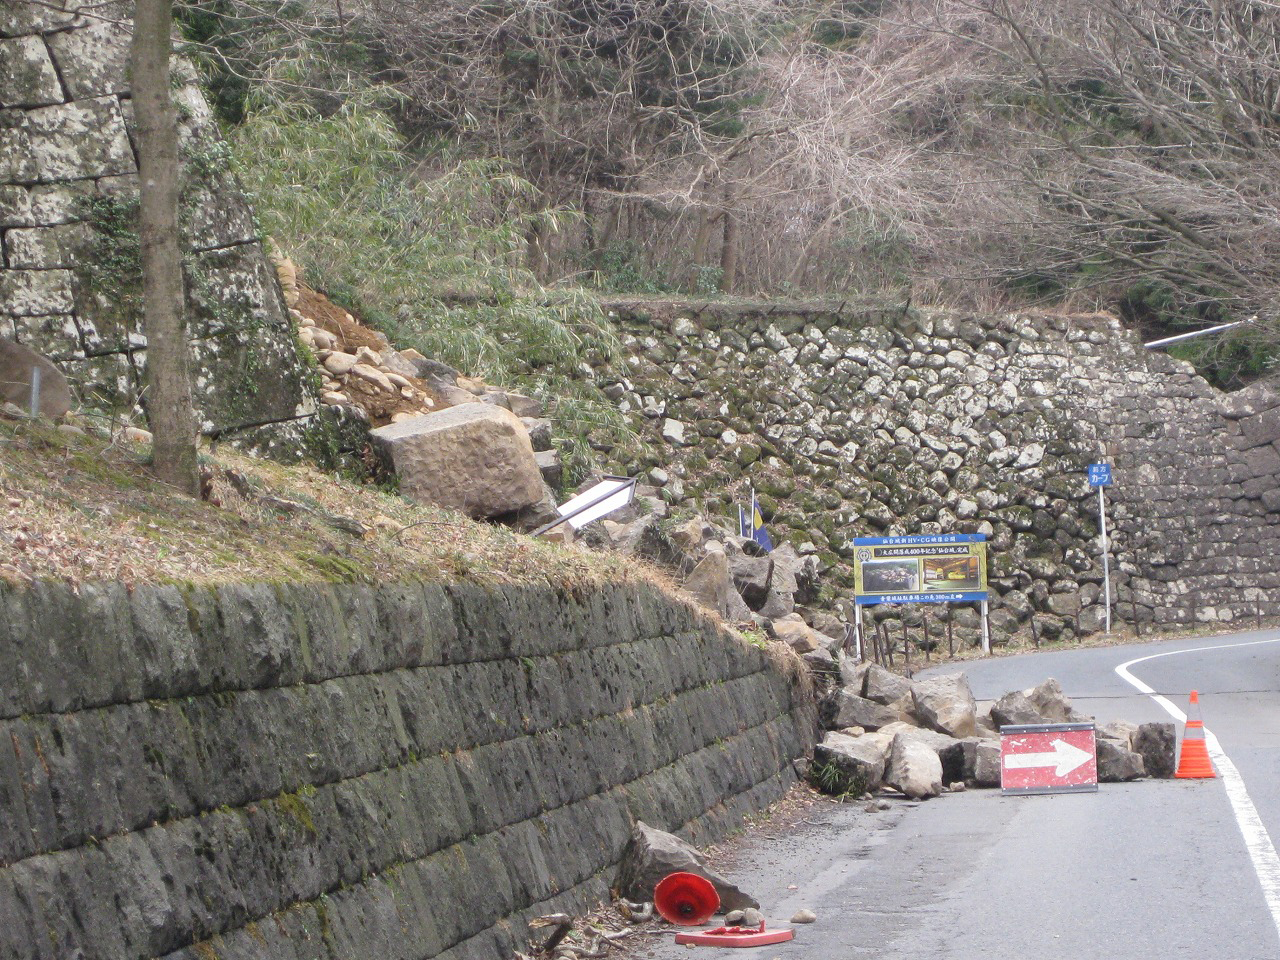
left=0, top=578, right=812, bottom=960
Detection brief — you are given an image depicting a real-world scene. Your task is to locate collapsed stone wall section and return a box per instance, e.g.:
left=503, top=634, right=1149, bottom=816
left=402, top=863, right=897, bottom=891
left=0, top=0, right=312, bottom=440
left=597, top=302, right=1279, bottom=634
left=0, top=578, right=813, bottom=960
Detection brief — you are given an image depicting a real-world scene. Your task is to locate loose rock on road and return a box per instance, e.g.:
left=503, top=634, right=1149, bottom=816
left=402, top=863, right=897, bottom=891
left=632, top=628, right=1280, bottom=960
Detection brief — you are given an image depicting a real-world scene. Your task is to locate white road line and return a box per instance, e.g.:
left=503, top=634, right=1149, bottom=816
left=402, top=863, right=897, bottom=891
left=1116, top=638, right=1280, bottom=942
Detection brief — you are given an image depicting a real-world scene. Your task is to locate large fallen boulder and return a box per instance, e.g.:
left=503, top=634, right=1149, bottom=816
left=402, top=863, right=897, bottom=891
left=911, top=673, right=978, bottom=738
left=1134, top=722, right=1177, bottom=779
left=615, top=822, right=758, bottom=912
left=682, top=546, right=752, bottom=622
left=1096, top=738, right=1145, bottom=782
left=370, top=404, right=543, bottom=518
left=770, top=613, right=820, bottom=653
left=974, top=740, right=1002, bottom=787
left=758, top=544, right=817, bottom=618
left=821, top=690, right=899, bottom=731
left=802, top=646, right=840, bottom=677
left=878, top=722, right=975, bottom=784
left=1097, top=720, right=1139, bottom=746
left=1027, top=678, right=1078, bottom=722
left=990, top=690, right=1044, bottom=729
left=840, top=658, right=872, bottom=692
left=862, top=664, right=913, bottom=705
left=813, top=731, right=888, bottom=794
left=885, top=734, right=943, bottom=799
left=725, top=541, right=773, bottom=609
left=947, top=738, right=983, bottom=784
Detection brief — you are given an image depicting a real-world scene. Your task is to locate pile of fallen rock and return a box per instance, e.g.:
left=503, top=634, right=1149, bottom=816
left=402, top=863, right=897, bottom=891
left=812, top=665, right=1175, bottom=800
left=278, top=266, right=866, bottom=646
left=583, top=499, right=835, bottom=632
left=282, top=281, right=569, bottom=518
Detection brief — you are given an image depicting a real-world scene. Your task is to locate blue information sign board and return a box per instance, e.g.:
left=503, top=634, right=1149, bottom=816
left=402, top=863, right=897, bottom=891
left=851, top=534, right=988, bottom=605
left=1087, top=463, right=1112, bottom=487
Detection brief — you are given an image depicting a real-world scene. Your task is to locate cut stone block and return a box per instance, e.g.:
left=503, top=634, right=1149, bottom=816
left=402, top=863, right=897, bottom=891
left=371, top=403, right=544, bottom=518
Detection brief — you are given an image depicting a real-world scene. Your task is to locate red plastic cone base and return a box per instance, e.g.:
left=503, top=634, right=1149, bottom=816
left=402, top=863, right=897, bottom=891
left=654, top=873, right=720, bottom=926
left=675, top=927, right=795, bottom=947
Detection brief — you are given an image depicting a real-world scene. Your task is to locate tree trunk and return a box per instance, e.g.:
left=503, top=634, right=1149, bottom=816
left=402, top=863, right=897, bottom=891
left=718, top=181, right=739, bottom=293
left=691, top=181, right=720, bottom=287
left=524, top=219, right=548, bottom=281
left=131, top=0, right=200, bottom=495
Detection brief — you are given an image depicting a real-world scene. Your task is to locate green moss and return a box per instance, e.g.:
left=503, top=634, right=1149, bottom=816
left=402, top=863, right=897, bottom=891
left=300, top=550, right=370, bottom=582
left=275, top=790, right=317, bottom=835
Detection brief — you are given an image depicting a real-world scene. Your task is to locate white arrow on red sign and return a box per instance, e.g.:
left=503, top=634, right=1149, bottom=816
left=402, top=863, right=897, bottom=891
left=1002, top=738, right=1093, bottom=777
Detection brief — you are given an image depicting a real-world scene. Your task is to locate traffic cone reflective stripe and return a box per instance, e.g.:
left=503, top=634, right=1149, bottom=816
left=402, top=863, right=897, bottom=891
left=1175, top=690, right=1216, bottom=779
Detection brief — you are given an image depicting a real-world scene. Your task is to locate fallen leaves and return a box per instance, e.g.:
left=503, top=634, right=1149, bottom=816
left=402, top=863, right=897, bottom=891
left=0, top=417, right=653, bottom=593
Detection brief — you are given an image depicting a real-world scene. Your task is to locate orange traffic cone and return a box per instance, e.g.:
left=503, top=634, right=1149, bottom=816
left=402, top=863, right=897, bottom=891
left=1175, top=691, right=1216, bottom=779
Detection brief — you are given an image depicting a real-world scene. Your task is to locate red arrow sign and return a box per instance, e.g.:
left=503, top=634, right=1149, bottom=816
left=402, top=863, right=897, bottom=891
left=1000, top=723, right=1098, bottom=795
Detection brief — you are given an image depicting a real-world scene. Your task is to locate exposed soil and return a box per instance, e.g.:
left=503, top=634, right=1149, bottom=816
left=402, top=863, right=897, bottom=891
left=295, top=284, right=464, bottom=426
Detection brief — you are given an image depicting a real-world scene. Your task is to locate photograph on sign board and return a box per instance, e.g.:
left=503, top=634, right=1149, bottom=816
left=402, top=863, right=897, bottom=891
left=922, top=555, right=982, bottom=590
left=860, top=559, right=920, bottom=592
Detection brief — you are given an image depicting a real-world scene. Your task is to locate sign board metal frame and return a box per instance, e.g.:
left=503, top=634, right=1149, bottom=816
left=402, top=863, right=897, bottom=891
left=999, top=722, right=1099, bottom=796
left=531, top=475, right=638, bottom=537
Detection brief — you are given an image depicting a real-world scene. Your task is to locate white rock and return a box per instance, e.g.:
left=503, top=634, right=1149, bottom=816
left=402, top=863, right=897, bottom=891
left=350, top=363, right=395, bottom=393
left=885, top=734, right=943, bottom=800
left=323, top=351, right=358, bottom=376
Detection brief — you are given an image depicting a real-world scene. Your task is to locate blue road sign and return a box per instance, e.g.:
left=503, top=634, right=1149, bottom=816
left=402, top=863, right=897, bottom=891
left=1088, top=463, right=1112, bottom=487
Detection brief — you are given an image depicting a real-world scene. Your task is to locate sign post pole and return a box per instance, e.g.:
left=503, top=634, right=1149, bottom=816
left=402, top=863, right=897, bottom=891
left=980, top=600, right=990, bottom=655
left=1098, top=485, right=1111, bottom=634
left=852, top=609, right=863, bottom=663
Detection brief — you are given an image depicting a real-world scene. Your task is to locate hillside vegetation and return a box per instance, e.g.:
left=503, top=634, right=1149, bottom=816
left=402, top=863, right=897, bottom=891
left=181, top=0, right=1280, bottom=389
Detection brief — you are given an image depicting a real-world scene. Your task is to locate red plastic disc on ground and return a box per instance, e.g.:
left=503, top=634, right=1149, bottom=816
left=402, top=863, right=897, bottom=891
left=674, top=927, right=795, bottom=947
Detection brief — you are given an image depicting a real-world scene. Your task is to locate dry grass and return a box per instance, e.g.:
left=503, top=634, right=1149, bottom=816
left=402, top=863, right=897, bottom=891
left=0, top=415, right=651, bottom=591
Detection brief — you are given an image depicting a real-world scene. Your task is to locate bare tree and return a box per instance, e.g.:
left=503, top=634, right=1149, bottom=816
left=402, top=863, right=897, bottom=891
left=846, top=0, right=1280, bottom=353
left=133, top=0, right=201, bottom=493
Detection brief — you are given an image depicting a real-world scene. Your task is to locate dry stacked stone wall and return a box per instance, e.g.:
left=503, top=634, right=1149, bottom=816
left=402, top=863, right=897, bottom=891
left=0, top=579, right=812, bottom=960
left=0, top=0, right=311, bottom=440
left=599, top=302, right=1280, bottom=634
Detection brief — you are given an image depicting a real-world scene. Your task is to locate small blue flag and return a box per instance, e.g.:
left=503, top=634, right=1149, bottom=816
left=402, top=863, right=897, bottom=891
left=749, top=497, right=774, bottom=552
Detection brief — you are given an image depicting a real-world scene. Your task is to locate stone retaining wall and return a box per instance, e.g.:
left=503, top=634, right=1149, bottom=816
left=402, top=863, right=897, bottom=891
left=0, top=0, right=311, bottom=438
left=0, top=578, right=812, bottom=960
left=598, top=302, right=1280, bottom=633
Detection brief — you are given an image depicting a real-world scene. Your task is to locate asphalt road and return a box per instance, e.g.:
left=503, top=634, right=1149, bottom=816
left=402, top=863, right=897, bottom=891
left=634, top=627, right=1280, bottom=960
